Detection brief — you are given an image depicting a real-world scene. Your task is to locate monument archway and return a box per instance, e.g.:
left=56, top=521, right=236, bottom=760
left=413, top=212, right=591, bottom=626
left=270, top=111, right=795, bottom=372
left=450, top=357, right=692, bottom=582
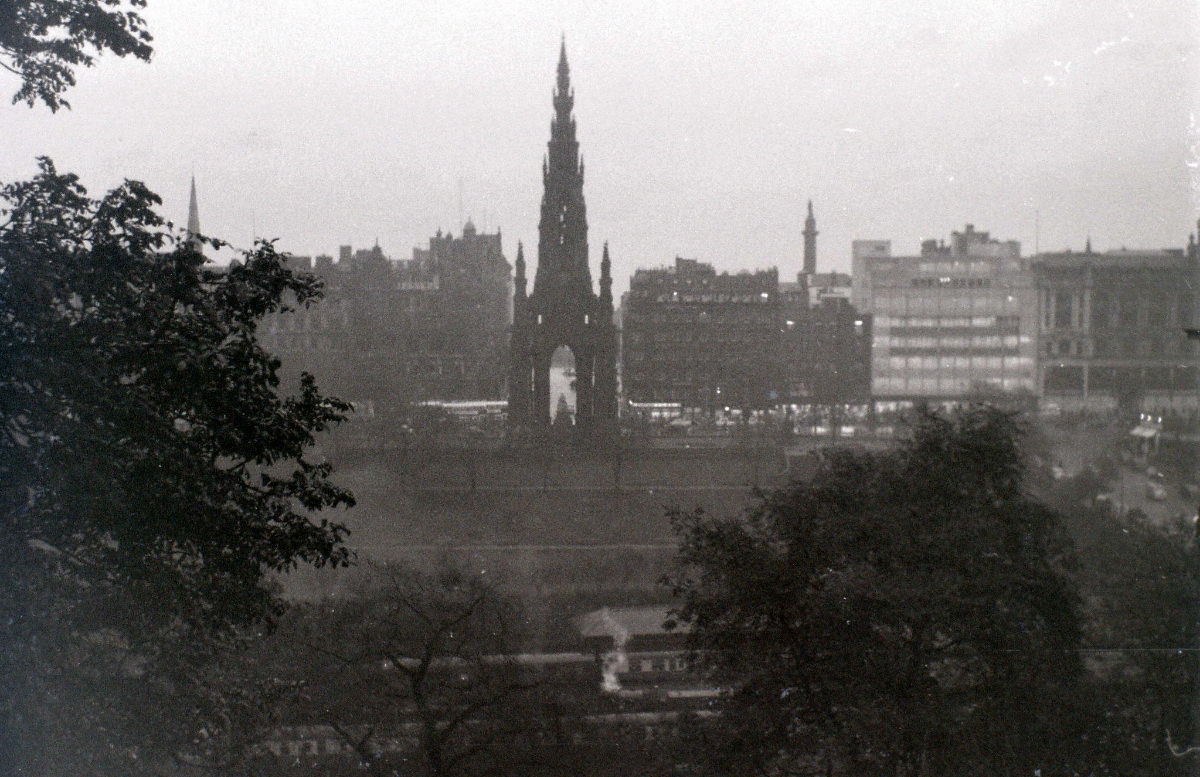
left=549, top=345, right=576, bottom=424
left=507, top=43, right=617, bottom=439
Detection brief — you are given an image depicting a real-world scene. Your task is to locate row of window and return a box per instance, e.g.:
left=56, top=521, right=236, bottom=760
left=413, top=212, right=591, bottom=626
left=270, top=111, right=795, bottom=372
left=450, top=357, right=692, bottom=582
left=913, top=260, right=1019, bottom=274
left=911, top=277, right=992, bottom=289
left=873, top=376, right=1035, bottom=394
left=874, top=335, right=1030, bottom=349
left=626, top=310, right=778, bottom=325
left=875, top=315, right=1020, bottom=329
left=879, top=356, right=1035, bottom=371
left=630, top=655, right=688, bottom=674
left=1045, top=337, right=1197, bottom=358
left=871, top=294, right=1024, bottom=315
left=631, top=292, right=774, bottom=304
left=626, top=333, right=776, bottom=346
left=1043, top=366, right=1197, bottom=392
left=1043, top=298, right=1193, bottom=330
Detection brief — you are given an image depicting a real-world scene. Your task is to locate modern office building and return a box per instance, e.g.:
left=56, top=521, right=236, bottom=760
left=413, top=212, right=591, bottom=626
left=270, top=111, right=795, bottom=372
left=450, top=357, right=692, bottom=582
left=852, top=225, right=1038, bottom=406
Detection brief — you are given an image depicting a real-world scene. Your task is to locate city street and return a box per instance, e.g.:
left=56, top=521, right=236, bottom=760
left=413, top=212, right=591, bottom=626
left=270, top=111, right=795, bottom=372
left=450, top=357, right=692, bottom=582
left=1049, top=421, right=1194, bottom=531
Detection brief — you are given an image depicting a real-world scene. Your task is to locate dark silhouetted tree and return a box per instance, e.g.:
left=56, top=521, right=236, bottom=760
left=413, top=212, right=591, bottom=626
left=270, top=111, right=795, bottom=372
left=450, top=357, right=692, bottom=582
left=0, top=158, right=353, bottom=774
left=667, top=405, right=1083, bottom=776
left=1, top=0, right=153, bottom=111
left=1049, top=495, right=1199, bottom=775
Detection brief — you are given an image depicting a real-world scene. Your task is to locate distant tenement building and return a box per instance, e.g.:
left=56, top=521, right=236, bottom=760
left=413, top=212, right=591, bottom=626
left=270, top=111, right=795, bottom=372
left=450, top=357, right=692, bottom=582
left=621, top=257, right=781, bottom=411
left=260, top=222, right=511, bottom=418
left=780, top=277, right=872, bottom=405
left=779, top=202, right=872, bottom=405
left=1032, top=229, right=1200, bottom=413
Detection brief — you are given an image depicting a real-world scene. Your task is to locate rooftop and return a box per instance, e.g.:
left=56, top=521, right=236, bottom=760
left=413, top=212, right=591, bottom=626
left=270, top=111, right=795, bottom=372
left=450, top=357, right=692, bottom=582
left=574, top=605, right=685, bottom=640
left=1033, top=248, right=1189, bottom=269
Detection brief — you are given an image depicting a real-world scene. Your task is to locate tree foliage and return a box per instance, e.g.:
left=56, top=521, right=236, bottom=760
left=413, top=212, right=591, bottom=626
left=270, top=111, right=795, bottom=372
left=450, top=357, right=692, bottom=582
left=0, top=158, right=353, bottom=773
left=0, top=0, right=153, bottom=111
left=667, top=405, right=1083, bottom=776
left=1050, top=498, right=1199, bottom=775
left=265, top=564, right=541, bottom=777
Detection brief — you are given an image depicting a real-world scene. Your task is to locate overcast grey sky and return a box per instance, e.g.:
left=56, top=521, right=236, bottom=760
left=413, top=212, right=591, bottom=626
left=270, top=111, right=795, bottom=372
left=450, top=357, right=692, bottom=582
left=2, top=0, right=1197, bottom=293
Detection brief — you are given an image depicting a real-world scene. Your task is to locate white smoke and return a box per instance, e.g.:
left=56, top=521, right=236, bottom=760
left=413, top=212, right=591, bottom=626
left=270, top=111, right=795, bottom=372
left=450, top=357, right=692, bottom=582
left=597, top=607, right=630, bottom=693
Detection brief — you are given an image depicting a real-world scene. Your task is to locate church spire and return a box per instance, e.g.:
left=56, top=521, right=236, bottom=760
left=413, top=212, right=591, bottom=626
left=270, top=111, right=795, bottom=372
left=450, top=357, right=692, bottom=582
left=802, top=199, right=818, bottom=275
left=186, top=175, right=202, bottom=252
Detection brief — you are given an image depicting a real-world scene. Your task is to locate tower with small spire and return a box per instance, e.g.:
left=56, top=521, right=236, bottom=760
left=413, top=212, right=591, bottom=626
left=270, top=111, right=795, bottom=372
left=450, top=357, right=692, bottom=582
left=802, top=200, right=818, bottom=275
left=508, top=40, right=617, bottom=438
left=186, top=176, right=202, bottom=253
left=508, top=241, right=531, bottom=423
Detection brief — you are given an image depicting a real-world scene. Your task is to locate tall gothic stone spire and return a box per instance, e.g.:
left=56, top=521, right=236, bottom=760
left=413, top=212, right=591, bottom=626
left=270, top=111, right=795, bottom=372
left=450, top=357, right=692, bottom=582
left=802, top=199, right=818, bottom=275
left=536, top=38, right=590, bottom=294
left=509, top=42, right=616, bottom=438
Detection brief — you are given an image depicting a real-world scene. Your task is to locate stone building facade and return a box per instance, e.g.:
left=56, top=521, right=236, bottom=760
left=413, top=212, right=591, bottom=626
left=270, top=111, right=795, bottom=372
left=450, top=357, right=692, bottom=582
left=778, top=202, right=873, bottom=406
left=779, top=276, right=872, bottom=405
left=259, top=222, right=511, bottom=418
left=1032, top=232, right=1200, bottom=413
left=621, top=257, right=781, bottom=411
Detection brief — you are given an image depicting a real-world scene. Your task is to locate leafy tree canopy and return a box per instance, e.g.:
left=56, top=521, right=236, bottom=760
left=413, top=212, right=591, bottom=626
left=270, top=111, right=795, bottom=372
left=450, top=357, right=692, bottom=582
left=668, top=405, right=1084, bottom=776
left=0, top=0, right=153, bottom=110
left=0, top=158, right=353, bottom=773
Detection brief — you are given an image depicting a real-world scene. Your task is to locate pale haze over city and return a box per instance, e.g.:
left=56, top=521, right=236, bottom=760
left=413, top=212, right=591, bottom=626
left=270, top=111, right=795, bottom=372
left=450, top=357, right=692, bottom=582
left=1, top=0, right=1196, bottom=293
left=12, top=2, right=1200, bottom=773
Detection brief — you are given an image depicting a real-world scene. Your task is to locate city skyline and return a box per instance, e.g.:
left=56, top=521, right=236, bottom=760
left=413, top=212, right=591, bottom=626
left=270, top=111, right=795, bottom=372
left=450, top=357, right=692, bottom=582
left=1, top=0, right=1196, bottom=296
